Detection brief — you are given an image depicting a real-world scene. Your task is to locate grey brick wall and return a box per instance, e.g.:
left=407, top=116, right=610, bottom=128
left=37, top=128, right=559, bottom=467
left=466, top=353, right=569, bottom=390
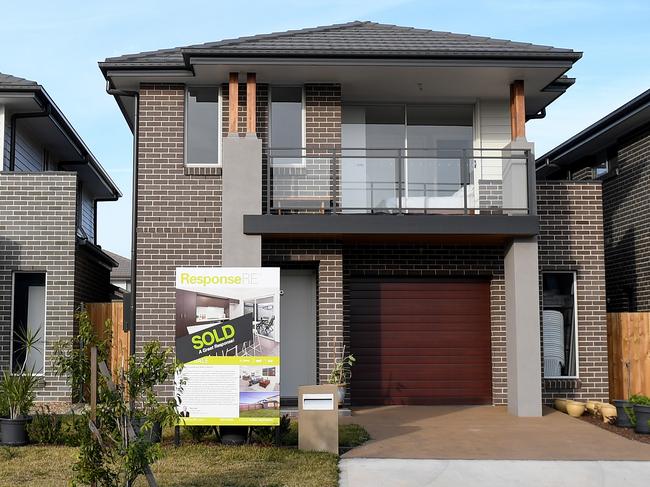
left=537, top=180, right=608, bottom=404
left=0, top=172, right=77, bottom=402
left=601, top=128, right=650, bottom=311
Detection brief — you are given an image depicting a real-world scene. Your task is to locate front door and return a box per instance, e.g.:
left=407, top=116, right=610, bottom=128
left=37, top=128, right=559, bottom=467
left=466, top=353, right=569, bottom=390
left=280, top=269, right=317, bottom=401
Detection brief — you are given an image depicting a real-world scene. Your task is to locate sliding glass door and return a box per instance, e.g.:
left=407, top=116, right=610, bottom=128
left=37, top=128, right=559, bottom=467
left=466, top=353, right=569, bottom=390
left=341, top=104, right=473, bottom=212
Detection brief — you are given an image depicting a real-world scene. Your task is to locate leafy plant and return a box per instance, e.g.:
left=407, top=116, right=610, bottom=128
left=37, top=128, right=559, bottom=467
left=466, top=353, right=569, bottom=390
left=629, top=394, right=650, bottom=406
left=250, top=414, right=291, bottom=446
left=53, top=307, right=111, bottom=402
left=327, top=345, right=356, bottom=385
left=26, top=407, right=84, bottom=446
left=54, top=307, right=184, bottom=487
left=0, top=325, right=42, bottom=419
left=127, top=341, right=183, bottom=432
left=27, top=405, right=62, bottom=444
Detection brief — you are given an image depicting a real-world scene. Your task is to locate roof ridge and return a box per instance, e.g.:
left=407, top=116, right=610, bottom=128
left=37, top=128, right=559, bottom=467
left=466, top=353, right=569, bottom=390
left=101, top=21, right=580, bottom=65
left=185, top=20, right=369, bottom=50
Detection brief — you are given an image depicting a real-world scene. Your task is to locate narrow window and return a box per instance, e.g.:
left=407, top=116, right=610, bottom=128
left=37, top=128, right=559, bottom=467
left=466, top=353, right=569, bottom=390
left=542, top=272, right=578, bottom=378
left=593, top=161, right=608, bottom=178
left=270, top=87, right=304, bottom=166
left=186, top=87, right=220, bottom=165
left=12, top=273, right=46, bottom=374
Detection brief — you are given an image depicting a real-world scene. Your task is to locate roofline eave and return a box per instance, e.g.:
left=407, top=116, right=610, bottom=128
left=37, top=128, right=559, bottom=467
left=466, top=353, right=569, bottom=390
left=1, top=84, right=121, bottom=199
left=537, top=89, right=650, bottom=166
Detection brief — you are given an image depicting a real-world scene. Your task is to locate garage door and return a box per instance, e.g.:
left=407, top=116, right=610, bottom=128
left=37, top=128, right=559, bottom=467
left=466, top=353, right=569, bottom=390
left=350, top=279, right=492, bottom=406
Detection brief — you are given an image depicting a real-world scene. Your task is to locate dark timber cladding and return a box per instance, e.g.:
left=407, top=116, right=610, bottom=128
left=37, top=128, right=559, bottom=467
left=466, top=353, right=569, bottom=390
left=349, top=279, right=492, bottom=405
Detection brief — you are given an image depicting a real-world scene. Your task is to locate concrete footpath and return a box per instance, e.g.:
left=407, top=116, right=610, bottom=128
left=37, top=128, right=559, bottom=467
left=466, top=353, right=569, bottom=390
left=339, top=458, right=650, bottom=487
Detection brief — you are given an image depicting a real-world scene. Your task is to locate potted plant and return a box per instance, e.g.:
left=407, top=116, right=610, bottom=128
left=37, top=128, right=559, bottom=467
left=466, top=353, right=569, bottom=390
left=612, top=398, right=635, bottom=428
left=327, top=345, right=356, bottom=405
left=630, top=394, right=650, bottom=434
left=0, top=326, right=42, bottom=446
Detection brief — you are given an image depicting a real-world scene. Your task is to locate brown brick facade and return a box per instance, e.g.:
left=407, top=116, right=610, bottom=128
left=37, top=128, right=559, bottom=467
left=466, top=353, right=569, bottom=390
left=537, top=180, right=608, bottom=403
left=601, top=128, right=650, bottom=311
left=136, top=84, right=222, bottom=395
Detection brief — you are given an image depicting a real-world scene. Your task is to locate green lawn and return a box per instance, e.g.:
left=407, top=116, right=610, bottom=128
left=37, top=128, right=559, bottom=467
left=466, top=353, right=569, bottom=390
left=0, top=424, right=369, bottom=487
left=0, top=443, right=338, bottom=487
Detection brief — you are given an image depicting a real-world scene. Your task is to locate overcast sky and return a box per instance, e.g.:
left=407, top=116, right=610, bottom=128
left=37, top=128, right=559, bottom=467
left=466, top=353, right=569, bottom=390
left=2, top=0, right=649, bottom=256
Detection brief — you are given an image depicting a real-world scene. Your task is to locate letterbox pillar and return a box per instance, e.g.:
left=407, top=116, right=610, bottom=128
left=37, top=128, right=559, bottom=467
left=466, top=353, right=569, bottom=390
left=298, top=384, right=338, bottom=454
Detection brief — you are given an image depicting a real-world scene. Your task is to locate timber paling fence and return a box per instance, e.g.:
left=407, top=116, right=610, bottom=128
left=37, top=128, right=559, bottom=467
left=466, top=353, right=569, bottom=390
left=607, top=312, right=650, bottom=401
left=87, top=301, right=129, bottom=378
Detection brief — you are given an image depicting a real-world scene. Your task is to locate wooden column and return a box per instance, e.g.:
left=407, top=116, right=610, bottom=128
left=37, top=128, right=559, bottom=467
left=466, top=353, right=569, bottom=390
left=246, top=73, right=257, bottom=135
left=229, top=72, right=239, bottom=134
left=510, top=80, right=526, bottom=140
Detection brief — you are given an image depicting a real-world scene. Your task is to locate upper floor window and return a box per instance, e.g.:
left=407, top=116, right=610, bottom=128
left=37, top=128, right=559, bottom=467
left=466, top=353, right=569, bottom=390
left=186, top=87, right=221, bottom=165
left=270, top=87, right=304, bottom=166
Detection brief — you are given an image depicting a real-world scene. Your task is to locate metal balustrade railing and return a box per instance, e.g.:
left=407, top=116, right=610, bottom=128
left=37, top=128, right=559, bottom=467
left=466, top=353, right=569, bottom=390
left=265, top=147, right=534, bottom=216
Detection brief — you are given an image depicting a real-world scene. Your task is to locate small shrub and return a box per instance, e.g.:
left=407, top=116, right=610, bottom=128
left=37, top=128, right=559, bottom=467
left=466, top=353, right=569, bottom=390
left=630, top=394, right=650, bottom=406
left=339, top=423, right=370, bottom=447
left=27, top=406, right=62, bottom=444
left=250, top=414, right=291, bottom=446
left=60, top=412, right=85, bottom=447
left=186, top=426, right=213, bottom=442
left=26, top=407, right=84, bottom=446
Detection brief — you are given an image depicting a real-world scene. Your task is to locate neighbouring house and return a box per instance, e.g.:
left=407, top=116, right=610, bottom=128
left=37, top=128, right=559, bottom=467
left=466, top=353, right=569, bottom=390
left=101, top=21, right=607, bottom=416
left=537, top=89, right=650, bottom=313
left=0, top=73, right=121, bottom=403
left=105, top=250, right=131, bottom=294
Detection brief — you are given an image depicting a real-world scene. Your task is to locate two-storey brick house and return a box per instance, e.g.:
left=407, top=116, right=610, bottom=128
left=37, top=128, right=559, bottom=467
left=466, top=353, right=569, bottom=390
left=538, top=89, right=650, bottom=314
left=0, top=73, right=121, bottom=402
left=101, top=22, right=607, bottom=415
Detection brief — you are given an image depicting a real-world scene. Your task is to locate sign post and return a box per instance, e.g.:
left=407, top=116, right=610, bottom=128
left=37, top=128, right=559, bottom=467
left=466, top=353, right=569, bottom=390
left=174, top=268, right=281, bottom=427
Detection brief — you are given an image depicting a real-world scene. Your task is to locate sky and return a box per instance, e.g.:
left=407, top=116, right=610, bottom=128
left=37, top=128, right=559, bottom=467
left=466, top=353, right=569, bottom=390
left=1, top=0, right=649, bottom=256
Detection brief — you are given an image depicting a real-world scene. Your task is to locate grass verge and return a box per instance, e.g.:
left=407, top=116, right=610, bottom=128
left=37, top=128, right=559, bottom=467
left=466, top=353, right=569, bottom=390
left=0, top=423, right=369, bottom=487
left=0, top=443, right=338, bottom=487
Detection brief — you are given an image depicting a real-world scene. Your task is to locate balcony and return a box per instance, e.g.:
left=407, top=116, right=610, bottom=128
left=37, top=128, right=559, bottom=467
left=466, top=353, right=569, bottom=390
left=245, top=147, right=539, bottom=240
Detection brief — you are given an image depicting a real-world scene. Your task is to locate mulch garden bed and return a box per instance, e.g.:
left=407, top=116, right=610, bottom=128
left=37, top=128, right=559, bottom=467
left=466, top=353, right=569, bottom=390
left=580, top=414, right=650, bottom=444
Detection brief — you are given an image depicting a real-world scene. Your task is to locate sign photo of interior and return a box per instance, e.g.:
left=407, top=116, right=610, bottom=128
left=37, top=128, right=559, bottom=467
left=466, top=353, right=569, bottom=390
left=174, top=268, right=280, bottom=426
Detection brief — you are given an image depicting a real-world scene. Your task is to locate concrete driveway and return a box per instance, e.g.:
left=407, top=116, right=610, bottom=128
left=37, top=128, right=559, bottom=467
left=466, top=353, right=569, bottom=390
left=339, top=406, right=650, bottom=486
left=341, top=405, right=650, bottom=460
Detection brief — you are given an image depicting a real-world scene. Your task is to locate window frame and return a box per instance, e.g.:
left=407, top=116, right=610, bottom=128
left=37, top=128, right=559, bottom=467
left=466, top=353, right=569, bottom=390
left=9, top=271, right=47, bottom=376
left=542, top=270, right=579, bottom=380
left=184, top=85, right=223, bottom=167
left=268, top=85, right=306, bottom=168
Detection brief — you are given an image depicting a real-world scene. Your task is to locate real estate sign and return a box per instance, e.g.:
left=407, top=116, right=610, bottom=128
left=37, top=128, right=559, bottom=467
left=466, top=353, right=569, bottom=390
left=174, top=267, right=280, bottom=426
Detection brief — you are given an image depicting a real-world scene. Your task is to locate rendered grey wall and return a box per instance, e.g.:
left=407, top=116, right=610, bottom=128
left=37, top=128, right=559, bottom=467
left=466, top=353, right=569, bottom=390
left=222, top=136, right=262, bottom=267
left=505, top=236, right=542, bottom=416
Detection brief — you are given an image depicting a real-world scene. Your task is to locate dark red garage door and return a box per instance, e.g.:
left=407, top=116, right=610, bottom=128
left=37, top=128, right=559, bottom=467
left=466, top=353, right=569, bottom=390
left=350, top=279, right=492, bottom=406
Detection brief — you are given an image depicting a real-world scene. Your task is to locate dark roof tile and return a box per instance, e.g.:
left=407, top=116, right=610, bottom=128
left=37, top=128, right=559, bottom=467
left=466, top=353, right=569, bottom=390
left=0, top=72, right=39, bottom=87
left=103, top=21, right=579, bottom=66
